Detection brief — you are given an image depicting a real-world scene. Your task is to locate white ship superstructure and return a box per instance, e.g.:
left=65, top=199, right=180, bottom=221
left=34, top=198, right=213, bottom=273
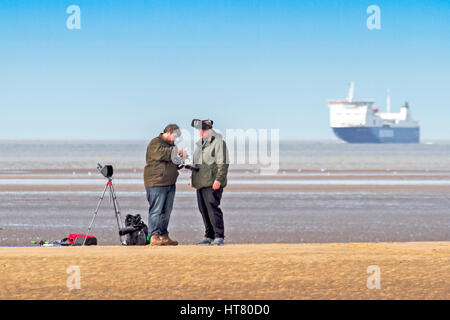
left=328, top=83, right=420, bottom=143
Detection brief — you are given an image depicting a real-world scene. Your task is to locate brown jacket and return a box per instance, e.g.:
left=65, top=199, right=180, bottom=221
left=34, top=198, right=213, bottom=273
left=144, top=134, right=179, bottom=188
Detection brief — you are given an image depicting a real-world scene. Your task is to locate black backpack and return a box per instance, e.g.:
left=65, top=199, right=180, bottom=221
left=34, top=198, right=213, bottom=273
left=120, top=214, right=149, bottom=245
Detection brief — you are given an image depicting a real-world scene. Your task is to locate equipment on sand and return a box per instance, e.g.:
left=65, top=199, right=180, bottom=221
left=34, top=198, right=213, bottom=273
left=83, top=163, right=126, bottom=246
left=64, top=234, right=98, bottom=246
left=119, top=214, right=149, bottom=245
left=31, top=233, right=98, bottom=246
left=31, top=240, right=67, bottom=246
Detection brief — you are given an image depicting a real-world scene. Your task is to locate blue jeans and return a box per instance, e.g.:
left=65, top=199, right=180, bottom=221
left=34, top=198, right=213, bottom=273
left=146, top=185, right=176, bottom=236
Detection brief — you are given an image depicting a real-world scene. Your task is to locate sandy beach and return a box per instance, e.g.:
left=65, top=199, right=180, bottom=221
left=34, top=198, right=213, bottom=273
left=0, top=242, right=448, bottom=300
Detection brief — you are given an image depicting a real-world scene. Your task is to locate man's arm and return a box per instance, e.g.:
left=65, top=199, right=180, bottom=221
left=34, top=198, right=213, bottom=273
left=214, top=140, right=229, bottom=185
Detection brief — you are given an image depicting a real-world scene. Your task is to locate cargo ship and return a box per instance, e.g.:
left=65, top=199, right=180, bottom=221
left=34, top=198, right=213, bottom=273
left=328, top=83, right=420, bottom=143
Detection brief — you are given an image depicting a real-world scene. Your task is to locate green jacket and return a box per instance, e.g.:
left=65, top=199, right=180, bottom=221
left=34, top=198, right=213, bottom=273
left=144, top=134, right=179, bottom=188
left=191, top=131, right=229, bottom=189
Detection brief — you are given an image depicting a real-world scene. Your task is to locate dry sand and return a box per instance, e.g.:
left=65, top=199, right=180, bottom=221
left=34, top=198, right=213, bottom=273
left=0, top=242, right=448, bottom=300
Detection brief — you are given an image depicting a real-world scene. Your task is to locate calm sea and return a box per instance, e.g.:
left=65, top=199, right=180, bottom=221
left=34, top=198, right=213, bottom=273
left=0, top=140, right=450, bottom=171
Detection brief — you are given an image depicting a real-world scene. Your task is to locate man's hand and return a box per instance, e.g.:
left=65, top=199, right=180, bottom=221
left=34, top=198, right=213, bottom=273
left=212, top=180, right=221, bottom=190
left=178, top=149, right=187, bottom=158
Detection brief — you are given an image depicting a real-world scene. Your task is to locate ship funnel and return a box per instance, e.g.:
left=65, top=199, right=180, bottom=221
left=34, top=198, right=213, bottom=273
left=386, top=88, right=391, bottom=113
left=347, top=82, right=354, bottom=102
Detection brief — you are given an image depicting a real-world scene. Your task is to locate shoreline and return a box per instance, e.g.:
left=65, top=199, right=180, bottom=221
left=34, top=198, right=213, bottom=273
left=2, top=183, right=450, bottom=193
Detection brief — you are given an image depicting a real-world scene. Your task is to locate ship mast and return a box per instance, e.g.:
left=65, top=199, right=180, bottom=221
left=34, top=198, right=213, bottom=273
left=347, top=82, right=354, bottom=102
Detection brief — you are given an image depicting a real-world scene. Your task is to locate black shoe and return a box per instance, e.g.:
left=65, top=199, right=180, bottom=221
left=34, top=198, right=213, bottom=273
left=212, top=238, right=225, bottom=246
left=197, top=237, right=213, bottom=245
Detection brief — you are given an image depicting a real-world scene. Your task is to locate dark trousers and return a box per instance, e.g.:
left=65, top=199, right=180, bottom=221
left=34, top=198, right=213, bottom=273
left=196, top=187, right=224, bottom=239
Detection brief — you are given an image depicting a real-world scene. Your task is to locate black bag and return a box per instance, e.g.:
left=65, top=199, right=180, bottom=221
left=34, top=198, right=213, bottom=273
left=73, top=236, right=98, bottom=246
left=121, top=214, right=149, bottom=246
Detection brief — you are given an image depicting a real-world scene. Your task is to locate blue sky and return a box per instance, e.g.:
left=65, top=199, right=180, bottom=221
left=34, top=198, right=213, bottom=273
left=0, top=0, right=449, bottom=140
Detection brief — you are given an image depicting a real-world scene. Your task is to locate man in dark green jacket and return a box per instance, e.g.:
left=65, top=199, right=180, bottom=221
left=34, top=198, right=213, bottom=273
left=191, top=119, right=229, bottom=246
left=144, top=124, right=185, bottom=246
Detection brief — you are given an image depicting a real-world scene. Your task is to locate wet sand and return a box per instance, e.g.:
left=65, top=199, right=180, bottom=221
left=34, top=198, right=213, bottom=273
left=0, top=169, right=450, bottom=245
left=0, top=242, right=448, bottom=300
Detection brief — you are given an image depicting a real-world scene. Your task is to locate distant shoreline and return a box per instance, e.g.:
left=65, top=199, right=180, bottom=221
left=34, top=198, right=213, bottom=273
left=1, top=139, right=450, bottom=143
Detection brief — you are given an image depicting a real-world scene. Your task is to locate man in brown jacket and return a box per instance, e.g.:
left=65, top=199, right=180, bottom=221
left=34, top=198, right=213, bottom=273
left=144, top=124, right=185, bottom=246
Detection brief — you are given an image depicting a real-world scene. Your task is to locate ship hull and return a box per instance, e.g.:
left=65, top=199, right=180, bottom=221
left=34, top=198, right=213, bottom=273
left=332, top=126, right=420, bottom=143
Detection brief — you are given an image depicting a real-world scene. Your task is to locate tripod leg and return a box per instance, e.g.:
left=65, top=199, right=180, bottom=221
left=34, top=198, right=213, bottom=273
left=82, top=183, right=109, bottom=246
left=109, top=183, right=126, bottom=245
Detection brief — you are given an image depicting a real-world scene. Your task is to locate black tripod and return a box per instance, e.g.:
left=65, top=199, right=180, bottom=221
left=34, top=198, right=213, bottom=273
left=83, top=164, right=126, bottom=246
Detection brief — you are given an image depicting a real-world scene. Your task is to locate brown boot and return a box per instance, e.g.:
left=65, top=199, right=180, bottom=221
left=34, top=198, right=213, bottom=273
left=150, top=233, right=163, bottom=246
left=160, top=233, right=178, bottom=246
